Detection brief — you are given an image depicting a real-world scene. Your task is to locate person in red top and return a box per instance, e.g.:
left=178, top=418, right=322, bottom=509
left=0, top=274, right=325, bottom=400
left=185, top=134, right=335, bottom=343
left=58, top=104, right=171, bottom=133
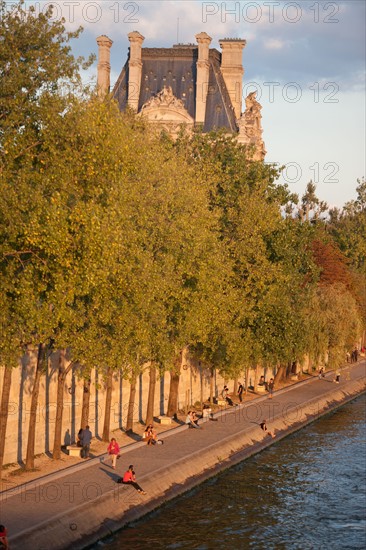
left=107, top=437, right=120, bottom=469
left=120, top=465, right=146, bottom=494
left=0, top=525, right=9, bottom=549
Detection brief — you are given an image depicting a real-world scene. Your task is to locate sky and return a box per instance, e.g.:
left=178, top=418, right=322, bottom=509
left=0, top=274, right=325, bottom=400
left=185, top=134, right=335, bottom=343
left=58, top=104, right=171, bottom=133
left=24, top=0, right=365, bottom=208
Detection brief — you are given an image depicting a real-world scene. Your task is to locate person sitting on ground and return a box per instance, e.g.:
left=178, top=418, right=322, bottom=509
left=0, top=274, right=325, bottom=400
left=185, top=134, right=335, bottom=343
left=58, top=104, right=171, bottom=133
left=202, top=404, right=218, bottom=421
left=119, top=464, right=146, bottom=494
left=107, top=437, right=120, bottom=469
left=260, top=419, right=275, bottom=438
left=185, top=410, right=201, bottom=429
left=222, top=385, right=235, bottom=406
left=143, top=424, right=164, bottom=445
left=0, top=525, right=9, bottom=550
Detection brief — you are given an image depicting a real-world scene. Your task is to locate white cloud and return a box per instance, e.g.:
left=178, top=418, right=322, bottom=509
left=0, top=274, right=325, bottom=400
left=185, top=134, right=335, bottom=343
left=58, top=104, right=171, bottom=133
left=265, top=39, right=287, bottom=50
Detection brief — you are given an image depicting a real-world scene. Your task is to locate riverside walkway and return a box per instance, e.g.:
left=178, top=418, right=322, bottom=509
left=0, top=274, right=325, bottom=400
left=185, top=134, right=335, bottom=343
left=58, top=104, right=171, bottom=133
left=2, top=360, right=365, bottom=550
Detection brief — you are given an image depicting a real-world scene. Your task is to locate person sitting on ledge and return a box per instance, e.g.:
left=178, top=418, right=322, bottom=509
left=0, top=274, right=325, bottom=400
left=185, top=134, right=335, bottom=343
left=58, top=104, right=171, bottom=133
left=0, top=525, right=9, bottom=550
left=222, top=385, right=235, bottom=406
left=202, top=404, right=218, bottom=421
left=118, top=464, right=146, bottom=494
left=143, top=424, right=164, bottom=445
left=185, top=410, right=201, bottom=429
left=260, top=419, right=275, bottom=438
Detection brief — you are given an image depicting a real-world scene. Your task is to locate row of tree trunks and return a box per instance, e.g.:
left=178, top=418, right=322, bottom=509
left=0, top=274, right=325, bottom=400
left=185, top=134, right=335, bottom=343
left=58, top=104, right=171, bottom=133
left=2, top=356, right=305, bottom=469
left=0, top=367, right=12, bottom=477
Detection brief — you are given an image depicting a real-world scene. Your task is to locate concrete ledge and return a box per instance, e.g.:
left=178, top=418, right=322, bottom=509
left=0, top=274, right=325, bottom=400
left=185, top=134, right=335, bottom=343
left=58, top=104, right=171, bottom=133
left=157, top=416, right=172, bottom=425
left=66, top=446, right=81, bottom=458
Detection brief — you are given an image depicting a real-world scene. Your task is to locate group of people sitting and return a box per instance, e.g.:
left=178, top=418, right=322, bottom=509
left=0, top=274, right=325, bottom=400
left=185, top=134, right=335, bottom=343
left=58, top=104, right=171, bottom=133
left=143, top=424, right=164, bottom=445
left=185, top=410, right=201, bottom=428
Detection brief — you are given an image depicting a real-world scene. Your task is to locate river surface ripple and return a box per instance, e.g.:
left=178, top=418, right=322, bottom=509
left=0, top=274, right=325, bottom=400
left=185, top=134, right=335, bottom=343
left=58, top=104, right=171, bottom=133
left=95, top=394, right=366, bottom=550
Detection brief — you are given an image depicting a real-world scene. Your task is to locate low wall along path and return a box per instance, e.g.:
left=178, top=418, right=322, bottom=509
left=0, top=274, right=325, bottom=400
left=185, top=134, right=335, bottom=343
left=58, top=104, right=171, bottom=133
left=1, top=360, right=365, bottom=550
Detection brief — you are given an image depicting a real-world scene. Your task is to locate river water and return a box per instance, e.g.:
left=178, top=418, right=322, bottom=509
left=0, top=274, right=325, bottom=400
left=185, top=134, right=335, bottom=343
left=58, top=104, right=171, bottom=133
left=95, top=395, right=366, bottom=550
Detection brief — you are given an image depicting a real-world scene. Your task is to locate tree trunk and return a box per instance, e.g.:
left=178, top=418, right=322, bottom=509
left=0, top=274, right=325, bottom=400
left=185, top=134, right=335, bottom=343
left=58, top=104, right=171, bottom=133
left=253, top=364, right=260, bottom=392
left=166, top=360, right=180, bottom=417
left=233, top=377, right=238, bottom=396
left=245, top=367, right=249, bottom=395
left=102, top=367, right=113, bottom=442
left=285, top=362, right=293, bottom=378
left=0, top=367, right=12, bottom=477
left=25, top=343, right=45, bottom=470
left=209, top=367, right=214, bottom=403
left=274, top=365, right=285, bottom=385
left=145, top=365, right=156, bottom=426
left=200, top=367, right=204, bottom=407
left=125, top=373, right=137, bottom=433
left=81, top=377, right=91, bottom=430
left=52, top=350, right=73, bottom=460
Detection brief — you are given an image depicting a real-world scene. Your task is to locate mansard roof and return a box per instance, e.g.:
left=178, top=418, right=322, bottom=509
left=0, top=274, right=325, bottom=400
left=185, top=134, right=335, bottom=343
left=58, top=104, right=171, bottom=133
left=112, top=45, right=238, bottom=132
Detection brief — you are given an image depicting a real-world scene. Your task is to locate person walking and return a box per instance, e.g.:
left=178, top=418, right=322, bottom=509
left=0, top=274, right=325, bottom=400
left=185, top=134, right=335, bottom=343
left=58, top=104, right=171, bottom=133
left=119, top=465, right=146, bottom=494
left=107, top=437, right=120, bottom=469
left=268, top=378, right=274, bottom=399
left=80, top=425, right=92, bottom=458
left=237, top=382, right=244, bottom=403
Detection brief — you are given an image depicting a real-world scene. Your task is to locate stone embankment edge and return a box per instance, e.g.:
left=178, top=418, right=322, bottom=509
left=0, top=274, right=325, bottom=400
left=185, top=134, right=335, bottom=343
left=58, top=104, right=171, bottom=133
left=9, top=376, right=366, bottom=550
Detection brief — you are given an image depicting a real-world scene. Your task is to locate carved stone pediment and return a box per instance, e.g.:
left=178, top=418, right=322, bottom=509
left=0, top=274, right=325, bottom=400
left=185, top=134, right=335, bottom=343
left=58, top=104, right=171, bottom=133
left=140, top=86, right=194, bottom=122
left=138, top=86, right=194, bottom=137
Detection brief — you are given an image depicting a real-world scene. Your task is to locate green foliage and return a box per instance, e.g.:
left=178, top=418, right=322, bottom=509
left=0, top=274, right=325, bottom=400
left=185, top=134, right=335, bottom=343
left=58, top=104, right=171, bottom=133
left=0, top=4, right=363, bottom=380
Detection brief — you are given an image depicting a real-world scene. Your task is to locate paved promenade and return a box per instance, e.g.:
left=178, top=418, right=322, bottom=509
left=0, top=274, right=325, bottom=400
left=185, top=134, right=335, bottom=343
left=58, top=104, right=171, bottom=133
left=2, top=361, right=365, bottom=550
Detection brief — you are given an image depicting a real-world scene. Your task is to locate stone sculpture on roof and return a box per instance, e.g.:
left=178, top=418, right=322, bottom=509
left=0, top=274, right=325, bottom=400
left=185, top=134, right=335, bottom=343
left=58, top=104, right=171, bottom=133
left=96, top=31, right=265, bottom=160
left=237, top=91, right=266, bottom=160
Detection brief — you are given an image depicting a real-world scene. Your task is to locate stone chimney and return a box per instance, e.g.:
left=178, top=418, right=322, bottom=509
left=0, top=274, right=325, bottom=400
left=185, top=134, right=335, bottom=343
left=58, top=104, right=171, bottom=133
left=96, top=35, right=113, bottom=97
left=219, top=38, right=246, bottom=119
left=195, top=32, right=212, bottom=125
left=128, top=31, right=145, bottom=111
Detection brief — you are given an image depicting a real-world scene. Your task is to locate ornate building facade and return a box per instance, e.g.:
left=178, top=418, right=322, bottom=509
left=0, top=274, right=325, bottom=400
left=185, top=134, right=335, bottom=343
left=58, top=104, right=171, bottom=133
left=96, top=32, right=265, bottom=160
